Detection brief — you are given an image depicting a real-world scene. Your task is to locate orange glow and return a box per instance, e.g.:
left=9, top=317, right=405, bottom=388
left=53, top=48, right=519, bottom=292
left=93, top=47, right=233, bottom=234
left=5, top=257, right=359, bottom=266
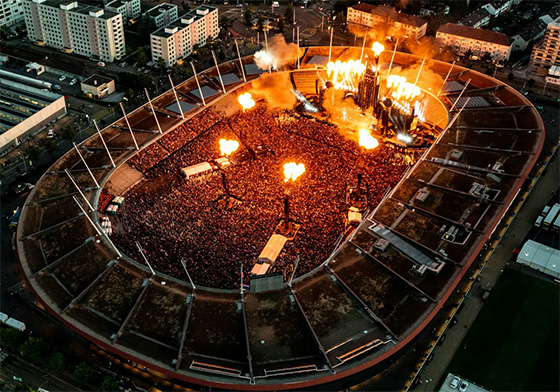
left=219, top=139, right=240, bottom=156
left=371, top=42, right=385, bottom=57
left=283, top=162, right=306, bottom=182
left=326, top=60, right=366, bottom=91
left=238, top=92, right=255, bottom=110
left=386, top=75, right=421, bottom=101
left=359, top=129, right=379, bottom=149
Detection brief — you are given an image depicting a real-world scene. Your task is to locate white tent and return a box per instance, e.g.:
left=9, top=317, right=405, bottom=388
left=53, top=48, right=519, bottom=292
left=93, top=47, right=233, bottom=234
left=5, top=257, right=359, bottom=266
left=518, top=240, right=560, bottom=279
left=258, top=234, right=288, bottom=265
left=181, top=162, right=213, bottom=179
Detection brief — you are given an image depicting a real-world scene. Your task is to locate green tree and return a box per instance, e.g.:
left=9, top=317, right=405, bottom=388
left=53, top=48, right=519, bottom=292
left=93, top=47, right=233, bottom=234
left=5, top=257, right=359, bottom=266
left=464, top=49, right=473, bottom=59
left=257, top=15, right=265, bottom=32
left=0, top=328, right=23, bottom=352
left=61, top=124, right=76, bottom=143
left=47, top=352, right=66, bottom=374
left=277, top=16, right=285, bottom=33
left=181, top=1, right=190, bottom=12
left=333, top=11, right=346, bottom=27
left=99, top=376, right=119, bottom=392
left=74, top=362, right=94, bottom=385
left=137, top=46, right=148, bottom=66
left=157, top=56, right=167, bottom=72
left=285, top=4, right=294, bottom=23
left=527, top=79, right=535, bottom=88
left=26, top=145, right=43, bottom=166
left=44, top=138, right=58, bottom=161
left=244, top=9, right=253, bottom=25
left=481, top=51, right=492, bottom=63
left=20, top=337, right=46, bottom=363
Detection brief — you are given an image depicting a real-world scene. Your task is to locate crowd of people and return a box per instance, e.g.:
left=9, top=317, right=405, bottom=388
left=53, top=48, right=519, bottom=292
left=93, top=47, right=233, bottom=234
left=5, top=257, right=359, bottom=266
left=112, top=104, right=418, bottom=289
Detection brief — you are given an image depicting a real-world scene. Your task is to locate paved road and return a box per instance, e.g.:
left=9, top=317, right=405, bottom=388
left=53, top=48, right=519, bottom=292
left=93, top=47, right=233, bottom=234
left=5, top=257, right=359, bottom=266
left=0, top=356, right=81, bottom=392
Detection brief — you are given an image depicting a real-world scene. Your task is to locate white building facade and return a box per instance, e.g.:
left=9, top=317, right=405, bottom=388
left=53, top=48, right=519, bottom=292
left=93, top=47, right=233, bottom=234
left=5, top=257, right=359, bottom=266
left=436, top=23, right=512, bottom=62
left=150, top=5, right=218, bottom=67
left=530, top=18, right=560, bottom=76
left=347, top=4, right=427, bottom=40
left=1, top=0, right=25, bottom=27
left=22, top=0, right=125, bottom=62
left=105, top=0, right=140, bottom=22
left=144, top=2, right=178, bottom=29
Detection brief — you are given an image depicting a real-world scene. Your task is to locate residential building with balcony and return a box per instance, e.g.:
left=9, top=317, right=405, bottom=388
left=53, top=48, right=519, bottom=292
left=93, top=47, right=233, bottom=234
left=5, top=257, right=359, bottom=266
left=530, top=18, right=560, bottom=76
left=105, top=0, right=140, bottom=21
left=144, top=2, right=177, bottom=29
left=347, top=4, right=427, bottom=40
left=1, top=0, right=25, bottom=26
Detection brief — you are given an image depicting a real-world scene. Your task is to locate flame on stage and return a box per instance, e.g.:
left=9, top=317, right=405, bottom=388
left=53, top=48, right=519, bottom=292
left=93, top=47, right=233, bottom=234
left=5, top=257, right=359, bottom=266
left=326, top=60, right=366, bottom=91
left=371, top=42, right=385, bottom=57
left=219, top=139, right=240, bottom=156
left=386, top=75, right=421, bottom=101
left=283, top=162, right=306, bottom=182
left=238, top=92, right=255, bottom=110
left=359, top=129, right=379, bottom=150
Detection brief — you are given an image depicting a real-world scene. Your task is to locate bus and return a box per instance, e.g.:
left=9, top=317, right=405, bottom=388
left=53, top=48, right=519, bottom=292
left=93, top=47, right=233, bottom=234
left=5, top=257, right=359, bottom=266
left=543, top=203, right=560, bottom=227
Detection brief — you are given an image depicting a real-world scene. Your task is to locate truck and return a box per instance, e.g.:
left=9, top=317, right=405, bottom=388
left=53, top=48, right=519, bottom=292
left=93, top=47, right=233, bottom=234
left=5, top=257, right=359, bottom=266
left=542, top=205, right=551, bottom=217
left=543, top=203, right=560, bottom=227
left=535, top=215, right=543, bottom=227
left=553, top=212, right=560, bottom=231
left=4, top=318, right=26, bottom=332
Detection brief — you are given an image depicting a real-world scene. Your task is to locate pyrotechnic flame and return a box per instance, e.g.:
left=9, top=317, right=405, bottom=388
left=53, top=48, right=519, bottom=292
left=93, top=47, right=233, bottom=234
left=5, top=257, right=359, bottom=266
left=254, top=50, right=277, bottom=70
left=238, top=92, right=255, bottom=110
left=219, top=139, right=240, bottom=156
left=283, top=162, right=305, bottom=182
left=371, top=42, right=385, bottom=57
left=386, top=75, right=421, bottom=101
left=359, top=129, right=379, bottom=150
left=326, top=60, right=366, bottom=91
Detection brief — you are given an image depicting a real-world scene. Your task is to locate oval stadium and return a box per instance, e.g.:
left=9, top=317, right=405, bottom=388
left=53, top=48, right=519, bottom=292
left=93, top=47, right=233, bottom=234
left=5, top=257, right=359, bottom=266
left=16, top=46, right=544, bottom=390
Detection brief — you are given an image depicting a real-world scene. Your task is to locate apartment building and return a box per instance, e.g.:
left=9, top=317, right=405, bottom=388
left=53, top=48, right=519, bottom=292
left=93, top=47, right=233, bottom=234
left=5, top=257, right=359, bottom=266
left=144, top=2, right=177, bottom=29
left=530, top=18, right=560, bottom=76
left=436, top=23, right=512, bottom=62
left=22, top=0, right=125, bottom=62
left=105, top=0, right=140, bottom=21
left=347, top=4, right=427, bottom=40
left=150, top=5, right=218, bottom=67
left=1, top=0, right=25, bottom=26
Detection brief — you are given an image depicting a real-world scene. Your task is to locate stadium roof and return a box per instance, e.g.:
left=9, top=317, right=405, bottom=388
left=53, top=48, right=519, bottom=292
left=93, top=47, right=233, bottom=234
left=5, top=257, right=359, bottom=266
left=437, top=23, right=512, bottom=46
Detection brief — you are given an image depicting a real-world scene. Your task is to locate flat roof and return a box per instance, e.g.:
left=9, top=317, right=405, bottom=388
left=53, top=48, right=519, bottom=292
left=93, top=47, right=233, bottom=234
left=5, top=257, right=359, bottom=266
left=437, top=23, right=512, bottom=46
left=151, top=4, right=215, bottom=37
left=82, top=74, right=113, bottom=86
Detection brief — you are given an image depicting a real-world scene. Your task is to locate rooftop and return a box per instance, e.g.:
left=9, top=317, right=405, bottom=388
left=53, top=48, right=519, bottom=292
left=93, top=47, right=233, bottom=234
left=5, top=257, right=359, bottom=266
left=458, top=8, right=491, bottom=27
left=151, top=5, right=215, bottom=38
left=81, top=74, right=113, bottom=87
left=437, top=23, right=512, bottom=46
left=350, top=3, right=427, bottom=27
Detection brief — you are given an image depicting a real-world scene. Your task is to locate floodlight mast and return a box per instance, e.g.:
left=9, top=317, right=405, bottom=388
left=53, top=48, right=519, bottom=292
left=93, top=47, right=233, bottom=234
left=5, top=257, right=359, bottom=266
left=191, top=62, right=206, bottom=106
left=288, top=254, right=300, bottom=286
left=120, top=102, right=139, bottom=150
left=136, top=241, right=155, bottom=276
left=438, top=60, right=456, bottom=96
left=65, top=169, right=94, bottom=211
left=144, top=88, right=163, bottom=134
left=181, top=258, right=196, bottom=291
left=168, top=74, right=185, bottom=119
left=235, top=40, right=247, bottom=82
left=93, top=120, right=115, bottom=167
left=212, top=50, right=226, bottom=93
left=73, top=142, right=99, bottom=188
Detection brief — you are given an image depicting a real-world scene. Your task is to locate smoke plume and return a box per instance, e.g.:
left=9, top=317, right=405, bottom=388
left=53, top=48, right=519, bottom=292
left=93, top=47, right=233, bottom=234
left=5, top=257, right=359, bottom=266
left=249, top=72, right=297, bottom=109
left=254, top=34, right=302, bottom=71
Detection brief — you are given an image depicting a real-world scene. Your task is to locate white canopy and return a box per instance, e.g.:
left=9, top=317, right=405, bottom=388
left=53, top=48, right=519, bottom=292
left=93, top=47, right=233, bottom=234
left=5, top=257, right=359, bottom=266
left=258, top=234, right=287, bottom=264
left=518, top=240, right=560, bottom=278
left=181, top=162, right=212, bottom=179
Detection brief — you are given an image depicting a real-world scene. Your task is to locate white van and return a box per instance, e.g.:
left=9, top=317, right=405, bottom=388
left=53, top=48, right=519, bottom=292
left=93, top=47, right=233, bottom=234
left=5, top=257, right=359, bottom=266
left=542, top=205, right=551, bottom=217
left=535, top=216, right=543, bottom=227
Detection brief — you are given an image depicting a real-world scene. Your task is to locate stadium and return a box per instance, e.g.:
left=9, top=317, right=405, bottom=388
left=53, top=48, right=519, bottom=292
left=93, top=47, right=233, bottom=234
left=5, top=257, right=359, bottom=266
left=16, top=43, right=544, bottom=390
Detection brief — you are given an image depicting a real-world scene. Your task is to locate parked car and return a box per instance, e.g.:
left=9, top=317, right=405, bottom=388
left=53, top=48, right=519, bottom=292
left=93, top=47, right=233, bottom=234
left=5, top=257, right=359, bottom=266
left=97, top=61, right=106, bottom=67
left=450, top=376, right=460, bottom=389
left=459, top=381, right=469, bottom=392
left=53, top=84, right=62, bottom=91
left=47, top=129, right=54, bottom=138
left=69, top=78, right=78, bottom=85
left=12, top=183, right=34, bottom=195
left=58, top=75, right=67, bottom=81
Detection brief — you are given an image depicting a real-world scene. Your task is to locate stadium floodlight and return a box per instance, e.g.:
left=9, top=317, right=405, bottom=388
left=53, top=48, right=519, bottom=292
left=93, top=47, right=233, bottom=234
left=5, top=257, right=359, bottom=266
left=359, top=28, right=369, bottom=64
left=438, top=60, right=456, bottom=97
left=234, top=39, right=247, bottom=82
left=65, top=169, right=94, bottom=211
left=190, top=62, right=206, bottom=106
left=264, top=30, right=271, bottom=73
left=168, top=75, right=185, bottom=119
left=296, top=27, right=300, bottom=69
left=212, top=50, right=226, bottom=93
left=120, top=102, right=139, bottom=150
left=73, top=142, right=99, bottom=188
left=180, top=258, right=196, bottom=291
left=144, top=89, right=163, bottom=134
left=93, top=120, right=115, bottom=167
left=386, top=38, right=399, bottom=78
left=288, top=254, right=300, bottom=287
left=328, top=26, right=334, bottom=64
left=449, top=79, right=471, bottom=112
left=413, top=57, right=426, bottom=90
left=136, top=241, right=155, bottom=276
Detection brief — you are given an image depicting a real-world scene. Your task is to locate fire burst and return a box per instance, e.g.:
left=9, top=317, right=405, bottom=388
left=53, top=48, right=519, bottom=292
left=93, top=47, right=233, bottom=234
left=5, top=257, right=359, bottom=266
left=359, top=129, right=379, bottom=150
left=386, top=75, right=421, bottom=101
left=219, top=139, right=240, bottom=156
left=283, top=162, right=306, bottom=182
left=238, top=92, right=255, bottom=110
left=326, top=60, right=366, bottom=91
left=371, top=42, right=385, bottom=57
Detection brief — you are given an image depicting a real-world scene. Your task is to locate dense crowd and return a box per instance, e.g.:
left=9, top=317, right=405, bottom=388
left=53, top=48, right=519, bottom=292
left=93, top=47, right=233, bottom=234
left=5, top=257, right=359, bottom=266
left=112, top=104, right=417, bottom=289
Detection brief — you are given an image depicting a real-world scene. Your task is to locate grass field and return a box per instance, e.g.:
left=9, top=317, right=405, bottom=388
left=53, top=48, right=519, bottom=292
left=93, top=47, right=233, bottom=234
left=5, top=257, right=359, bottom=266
left=446, top=268, right=559, bottom=391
